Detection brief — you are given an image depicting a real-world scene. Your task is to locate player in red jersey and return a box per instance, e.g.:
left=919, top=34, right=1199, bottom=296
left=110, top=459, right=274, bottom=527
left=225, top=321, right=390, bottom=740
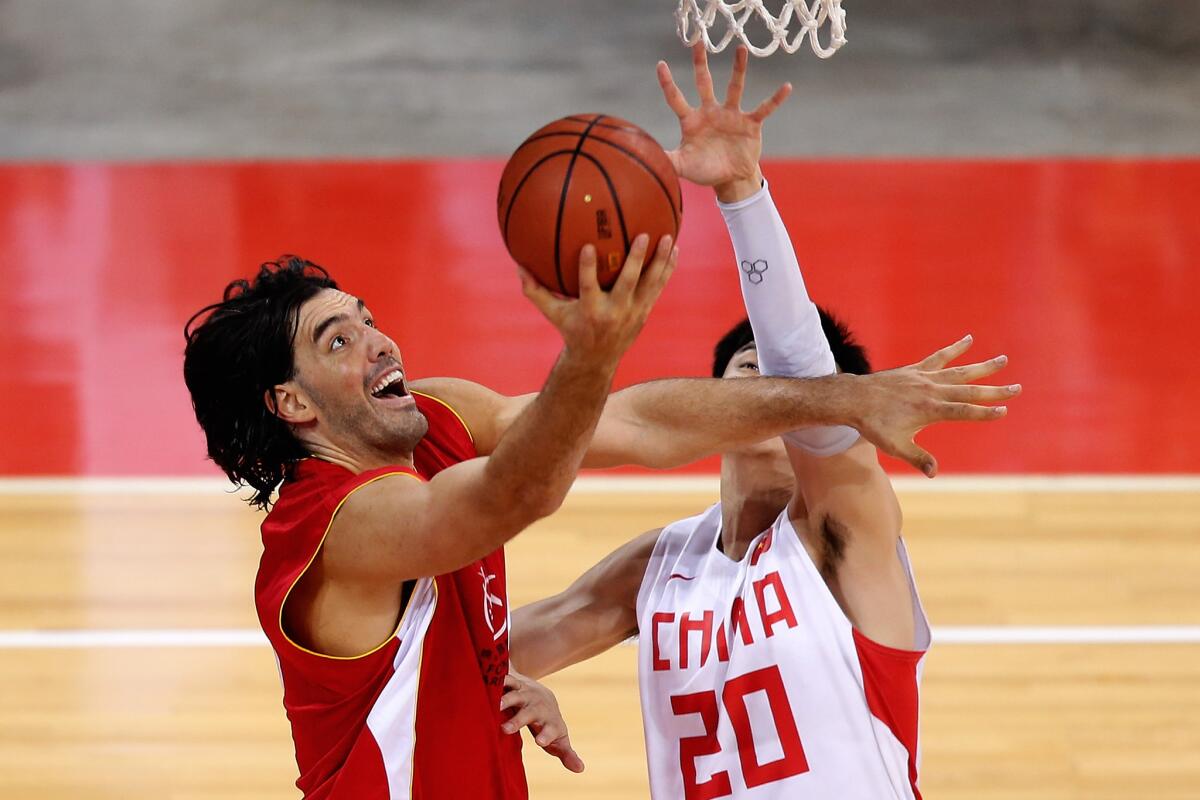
left=183, top=118, right=1013, bottom=799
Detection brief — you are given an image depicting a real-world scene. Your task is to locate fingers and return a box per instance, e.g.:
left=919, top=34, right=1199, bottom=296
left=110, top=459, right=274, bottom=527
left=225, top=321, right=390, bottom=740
left=932, top=354, right=1009, bottom=384
left=692, top=42, right=717, bottom=104
left=501, top=705, right=540, bottom=734
left=891, top=440, right=938, bottom=479
left=577, top=244, right=601, bottom=303
left=937, top=383, right=1021, bottom=403
left=725, top=45, right=749, bottom=108
left=610, top=234, right=652, bottom=303
left=517, top=265, right=566, bottom=320
left=748, top=81, right=793, bottom=122
left=937, top=401, right=1009, bottom=422
left=546, top=735, right=586, bottom=774
left=498, top=687, right=526, bottom=714
left=656, top=61, right=693, bottom=119
left=917, top=334, right=973, bottom=370
left=633, top=237, right=678, bottom=308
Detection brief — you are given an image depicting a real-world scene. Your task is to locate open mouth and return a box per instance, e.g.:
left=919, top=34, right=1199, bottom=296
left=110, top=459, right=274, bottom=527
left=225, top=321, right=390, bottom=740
left=369, top=368, right=411, bottom=403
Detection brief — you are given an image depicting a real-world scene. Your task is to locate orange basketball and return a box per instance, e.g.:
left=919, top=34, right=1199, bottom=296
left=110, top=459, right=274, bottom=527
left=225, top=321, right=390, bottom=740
left=497, top=114, right=682, bottom=296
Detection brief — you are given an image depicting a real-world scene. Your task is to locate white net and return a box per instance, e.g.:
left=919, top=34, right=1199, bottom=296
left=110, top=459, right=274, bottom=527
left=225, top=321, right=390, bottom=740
left=676, top=0, right=847, bottom=58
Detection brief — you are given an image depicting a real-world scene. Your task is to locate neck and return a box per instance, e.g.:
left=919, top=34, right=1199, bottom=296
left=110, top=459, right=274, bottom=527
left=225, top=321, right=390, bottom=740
left=718, top=449, right=794, bottom=561
left=303, top=438, right=415, bottom=474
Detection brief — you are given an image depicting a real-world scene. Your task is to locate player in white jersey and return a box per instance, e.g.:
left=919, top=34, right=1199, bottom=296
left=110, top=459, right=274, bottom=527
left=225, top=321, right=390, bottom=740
left=509, top=45, right=1019, bottom=799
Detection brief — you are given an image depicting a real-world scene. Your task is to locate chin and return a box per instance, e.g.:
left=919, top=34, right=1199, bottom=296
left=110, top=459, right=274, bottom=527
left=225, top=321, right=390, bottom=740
left=396, top=410, right=430, bottom=451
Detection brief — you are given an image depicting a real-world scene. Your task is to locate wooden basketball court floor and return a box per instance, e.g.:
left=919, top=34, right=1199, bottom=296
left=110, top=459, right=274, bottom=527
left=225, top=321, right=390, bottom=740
left=0, top=479, right=1197, bottom=799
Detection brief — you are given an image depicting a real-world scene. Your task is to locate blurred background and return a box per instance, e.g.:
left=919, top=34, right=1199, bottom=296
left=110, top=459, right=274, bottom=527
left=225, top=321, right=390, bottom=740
left=0, top=1, right=1197, bottom=798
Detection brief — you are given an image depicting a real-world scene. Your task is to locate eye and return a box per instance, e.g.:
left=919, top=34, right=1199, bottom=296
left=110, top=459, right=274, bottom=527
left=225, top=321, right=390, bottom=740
left=740, top=361, right=759, bottom=372
left=330, top=335, right=348, bottom=351
left=364, top=318, right=375, bottom=328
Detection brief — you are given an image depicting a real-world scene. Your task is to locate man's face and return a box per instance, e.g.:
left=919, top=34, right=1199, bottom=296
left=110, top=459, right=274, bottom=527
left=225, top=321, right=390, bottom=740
left=281, top=288, right=428, bottom=458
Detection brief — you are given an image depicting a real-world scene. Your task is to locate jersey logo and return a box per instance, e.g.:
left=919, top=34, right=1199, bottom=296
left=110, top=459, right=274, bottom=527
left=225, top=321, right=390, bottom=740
left=478, top=566, right=508, bottom=641
left=667, top=572, right=696, bottom=583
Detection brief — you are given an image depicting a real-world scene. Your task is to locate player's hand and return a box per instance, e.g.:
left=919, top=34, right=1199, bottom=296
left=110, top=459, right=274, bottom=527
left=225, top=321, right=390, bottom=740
left=518, top=234, right=678, bottom=366
left=849, top=335, right=1021, bottom=478
left=657, top=43, right=791, bottom=201
left=500, top=670, right=585, bottom=774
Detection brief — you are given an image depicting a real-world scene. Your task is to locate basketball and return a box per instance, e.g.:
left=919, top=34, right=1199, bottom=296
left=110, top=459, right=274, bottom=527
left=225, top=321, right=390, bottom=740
left=497, top=114, right=682, bottom=296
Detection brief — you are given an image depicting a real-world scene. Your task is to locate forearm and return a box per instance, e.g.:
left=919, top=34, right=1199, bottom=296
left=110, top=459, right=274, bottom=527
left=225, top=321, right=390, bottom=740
left=483, top=348, right=616, bottom=518
left=510, top=598, right=606, bottom=680
left=615, top=374, right=858, bottom=468
left=719, top=178, right=834, bottom=379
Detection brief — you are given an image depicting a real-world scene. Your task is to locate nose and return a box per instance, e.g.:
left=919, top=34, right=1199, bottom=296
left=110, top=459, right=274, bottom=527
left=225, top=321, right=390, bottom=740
left=366, top=326, right=400, bottom=365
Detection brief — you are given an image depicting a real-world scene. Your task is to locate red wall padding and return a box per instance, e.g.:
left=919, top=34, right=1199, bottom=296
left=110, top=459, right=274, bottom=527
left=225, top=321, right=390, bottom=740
left=1, top=159, right=1196, bottom=475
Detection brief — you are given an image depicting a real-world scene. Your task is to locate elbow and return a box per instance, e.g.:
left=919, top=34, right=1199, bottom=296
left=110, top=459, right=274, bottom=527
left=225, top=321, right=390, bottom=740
left=489, top=481, right=566, bottom=528
left=521, top=484, right=567, bottom=521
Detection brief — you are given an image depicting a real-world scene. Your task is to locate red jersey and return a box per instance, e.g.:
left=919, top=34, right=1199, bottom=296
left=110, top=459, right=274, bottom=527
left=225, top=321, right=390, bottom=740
left=255, top=391, right=526, bottom=799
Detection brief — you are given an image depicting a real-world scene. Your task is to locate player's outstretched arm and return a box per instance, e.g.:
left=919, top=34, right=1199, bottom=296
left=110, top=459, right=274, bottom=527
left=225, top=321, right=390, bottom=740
left=418, top=347, right=1014, bottom=479
left=510, top=530, right=659, bottom=680
left=590, top=342, right=1014, bottom=476
left=322, top=238, right=677, bottom=584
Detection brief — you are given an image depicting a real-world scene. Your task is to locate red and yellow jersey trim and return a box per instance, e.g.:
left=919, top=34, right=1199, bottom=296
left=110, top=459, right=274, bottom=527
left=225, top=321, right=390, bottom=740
left=410, top=389, right=475, bottom=445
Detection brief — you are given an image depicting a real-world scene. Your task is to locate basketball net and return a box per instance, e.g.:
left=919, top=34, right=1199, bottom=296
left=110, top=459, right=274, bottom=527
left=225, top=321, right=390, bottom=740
left=676, top=0, right=847, bottom=58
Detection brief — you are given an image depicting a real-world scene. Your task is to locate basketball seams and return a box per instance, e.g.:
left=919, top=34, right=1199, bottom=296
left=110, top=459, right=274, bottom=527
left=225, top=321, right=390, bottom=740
left=575, top=151, right=630, bottom=258
left=565, top=115, right=658, bottom=140
left=581, top=135, right=681, bottom=228
left=553, top=115, right=606, bottom=295
left=500, top=150, right=576, bottom=246
left=516, top=130, right=681, bottom=228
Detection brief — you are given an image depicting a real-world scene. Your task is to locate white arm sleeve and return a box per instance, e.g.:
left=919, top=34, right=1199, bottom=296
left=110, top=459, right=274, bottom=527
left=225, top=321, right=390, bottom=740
left=718, top=180, right=859, bottom=456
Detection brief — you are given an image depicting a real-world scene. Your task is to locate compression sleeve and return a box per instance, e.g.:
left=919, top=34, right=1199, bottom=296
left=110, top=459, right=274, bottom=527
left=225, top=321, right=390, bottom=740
left=718, top=179, right=859, bottom=456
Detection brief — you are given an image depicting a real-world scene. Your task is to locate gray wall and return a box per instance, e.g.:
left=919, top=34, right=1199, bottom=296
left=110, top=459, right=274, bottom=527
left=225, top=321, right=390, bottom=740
left=1, top=0, right=1197, bottom=158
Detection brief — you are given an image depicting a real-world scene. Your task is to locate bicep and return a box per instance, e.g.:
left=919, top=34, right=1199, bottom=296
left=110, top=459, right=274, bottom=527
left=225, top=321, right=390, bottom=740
left=323, top=461, right=524, bottom=584
left=511, top=529, right=660, bottom=679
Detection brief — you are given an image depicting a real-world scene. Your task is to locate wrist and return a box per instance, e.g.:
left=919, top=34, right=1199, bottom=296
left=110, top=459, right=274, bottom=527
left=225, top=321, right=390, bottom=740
left=803, top=373, right=863, bottom=429
left=714, top=168, right=765, bottom=203
left=560, top=344, right=621, bottom=379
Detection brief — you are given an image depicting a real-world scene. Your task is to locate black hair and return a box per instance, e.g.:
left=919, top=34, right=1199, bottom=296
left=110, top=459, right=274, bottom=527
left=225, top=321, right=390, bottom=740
left=711, top=307, right=872, bottom=378
left=183, top=256, right=338, bottom=510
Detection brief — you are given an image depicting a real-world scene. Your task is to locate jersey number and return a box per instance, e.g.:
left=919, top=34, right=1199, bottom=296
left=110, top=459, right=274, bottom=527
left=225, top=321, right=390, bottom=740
left=670, top=665, right=809, bottom=799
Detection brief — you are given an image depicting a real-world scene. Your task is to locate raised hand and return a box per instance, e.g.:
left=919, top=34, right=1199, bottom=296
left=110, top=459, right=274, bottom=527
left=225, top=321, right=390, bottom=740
left=849, top=335, right=1021, bottom=478
left=657, top=43, right=792, bottom=200
left=518, top=234, right=678, bottom=366
left=500, top=670, right=585, bottom=774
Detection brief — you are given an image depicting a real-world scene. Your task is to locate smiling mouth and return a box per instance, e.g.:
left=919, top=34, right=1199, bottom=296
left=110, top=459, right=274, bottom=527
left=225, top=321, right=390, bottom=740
left=369, top=368, right=410, bottom=402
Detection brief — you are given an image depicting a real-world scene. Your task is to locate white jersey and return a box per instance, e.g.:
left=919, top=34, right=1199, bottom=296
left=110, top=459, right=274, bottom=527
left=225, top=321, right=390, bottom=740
left=636, top=503, right=930, bottom=800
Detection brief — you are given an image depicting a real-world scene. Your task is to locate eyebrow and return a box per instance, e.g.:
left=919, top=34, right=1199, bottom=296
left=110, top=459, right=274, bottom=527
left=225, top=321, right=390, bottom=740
left=312, top=298, right=366, bottom=344
left=734, top=342, right=757, bottom=356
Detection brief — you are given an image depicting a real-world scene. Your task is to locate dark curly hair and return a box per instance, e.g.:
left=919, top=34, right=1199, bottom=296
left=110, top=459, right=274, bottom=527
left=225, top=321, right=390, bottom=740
left=183, top=256, right=338, bottom=509
left=711, top=307, right=872, bottom=378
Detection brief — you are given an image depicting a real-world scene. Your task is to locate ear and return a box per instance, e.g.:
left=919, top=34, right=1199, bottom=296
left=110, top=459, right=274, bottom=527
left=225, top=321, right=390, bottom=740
left=265, top=382, right=316, bottom=425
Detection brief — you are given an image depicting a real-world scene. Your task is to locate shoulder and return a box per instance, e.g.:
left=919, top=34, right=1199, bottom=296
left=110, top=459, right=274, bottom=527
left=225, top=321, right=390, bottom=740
left=408, top=377, right=524, bottom=456
left=589, top=528, right=663, bottom=582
